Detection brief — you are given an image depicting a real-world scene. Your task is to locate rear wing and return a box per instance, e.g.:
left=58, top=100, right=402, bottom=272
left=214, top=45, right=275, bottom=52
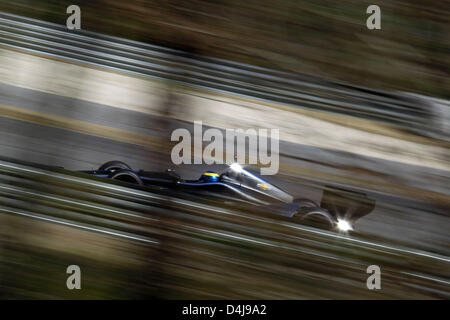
left=320, top=186, right=375, bottom=222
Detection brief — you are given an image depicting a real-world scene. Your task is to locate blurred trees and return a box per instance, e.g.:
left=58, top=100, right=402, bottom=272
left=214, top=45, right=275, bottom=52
left=0, top=0, right=448, bottom=98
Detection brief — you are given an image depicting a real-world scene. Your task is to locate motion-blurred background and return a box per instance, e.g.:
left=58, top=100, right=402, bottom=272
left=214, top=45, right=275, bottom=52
left=0, top=0, right=449, bottom=299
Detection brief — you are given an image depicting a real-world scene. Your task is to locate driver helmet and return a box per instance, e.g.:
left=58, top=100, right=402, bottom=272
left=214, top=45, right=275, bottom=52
left=199, top=171, right=220, bottom=182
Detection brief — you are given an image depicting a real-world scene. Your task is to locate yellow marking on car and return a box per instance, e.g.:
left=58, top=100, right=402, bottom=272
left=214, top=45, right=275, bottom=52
left=203, top=172, right=220, bottom=177
left=257, top=183, right=271, bottom=190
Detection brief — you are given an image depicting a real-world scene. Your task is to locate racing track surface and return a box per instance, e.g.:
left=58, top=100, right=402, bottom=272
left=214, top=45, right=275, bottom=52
left=0, top=83, right=449, bottom=298
left=1, top=155, right=449, bottom=299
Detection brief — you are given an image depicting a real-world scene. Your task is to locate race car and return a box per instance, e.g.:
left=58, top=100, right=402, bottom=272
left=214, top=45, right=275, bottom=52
left=80, top=161, right=375, bottom=232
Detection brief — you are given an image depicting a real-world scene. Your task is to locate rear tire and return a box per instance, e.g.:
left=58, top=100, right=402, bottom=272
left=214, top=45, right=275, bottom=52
left=109, top=169, right=143, bottom=186
left=99, top=160, right=132, bottom=172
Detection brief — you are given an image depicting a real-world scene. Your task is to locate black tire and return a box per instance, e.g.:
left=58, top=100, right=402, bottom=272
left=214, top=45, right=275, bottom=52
left=109, top=169, right=143, bottom=186
left=296, top=207, right=335, bottom=230
left=99, top=160, right=132, bottom=172
left=293, top=198, right=319, bottom=208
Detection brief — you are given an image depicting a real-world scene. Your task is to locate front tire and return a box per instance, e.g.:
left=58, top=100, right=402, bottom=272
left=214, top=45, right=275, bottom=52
left=295, top=207, right=335, bottom=230
left=293, top=198, right=319, bottom=208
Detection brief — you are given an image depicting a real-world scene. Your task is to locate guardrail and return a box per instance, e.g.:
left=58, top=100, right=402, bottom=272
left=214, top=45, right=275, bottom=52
left=1, top=11, right=447, bottom=140
left=0, top=156, right=449, bottom=298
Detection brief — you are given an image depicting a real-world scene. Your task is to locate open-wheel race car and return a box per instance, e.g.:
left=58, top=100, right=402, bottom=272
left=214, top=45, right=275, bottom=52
left=81, top=161, right=376, bottom=232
